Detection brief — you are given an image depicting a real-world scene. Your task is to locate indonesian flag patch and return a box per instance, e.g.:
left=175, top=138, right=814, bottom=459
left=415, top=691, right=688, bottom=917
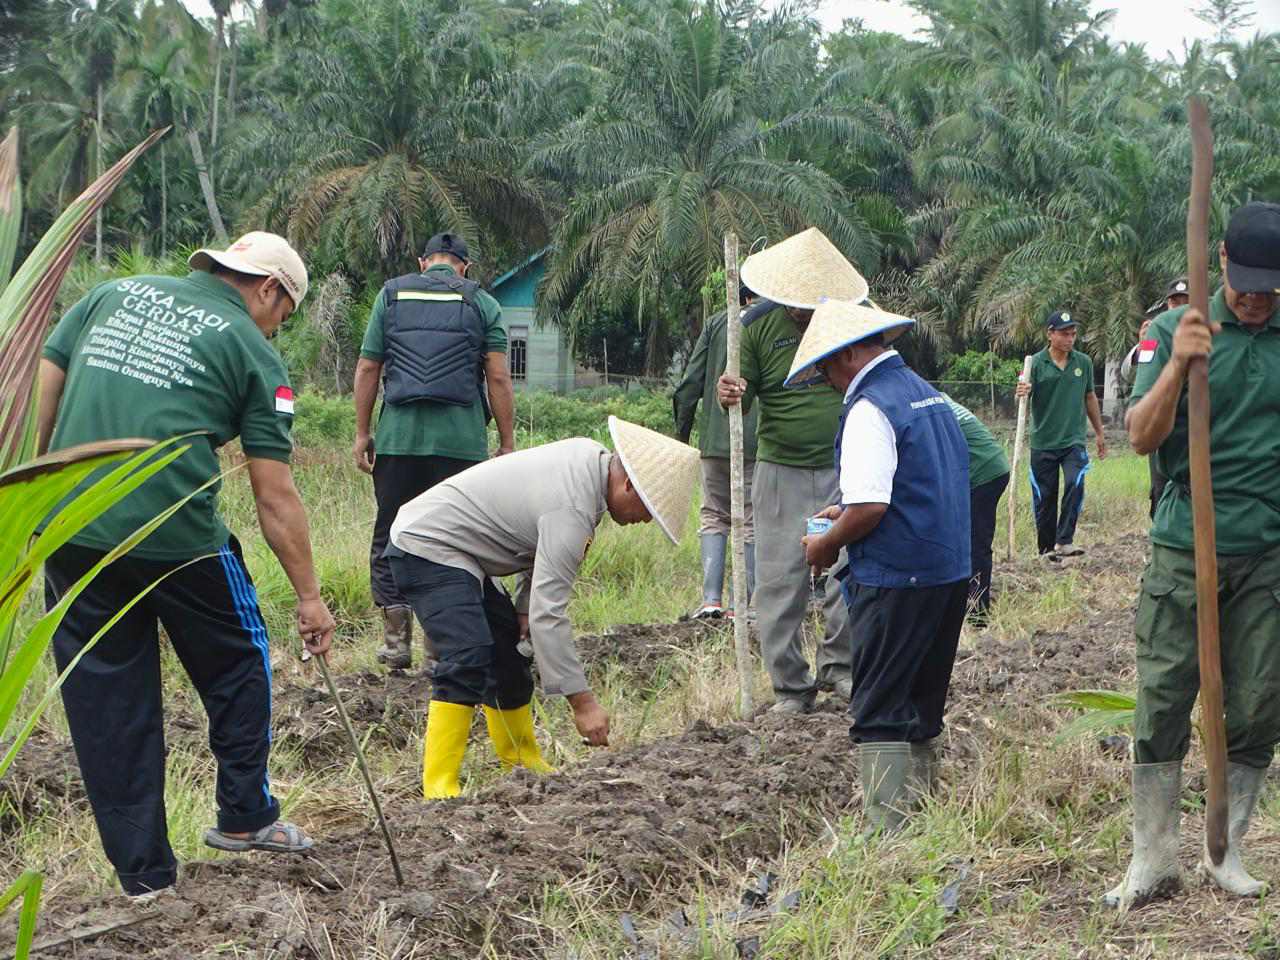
left=274, top=386, right=295, bottom=414
left=1137, top=339, right=1158, bottom=364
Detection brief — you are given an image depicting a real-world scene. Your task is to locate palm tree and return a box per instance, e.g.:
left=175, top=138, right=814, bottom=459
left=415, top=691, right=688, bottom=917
left=231, top=0, right=546, bottom=280
left=63, top=0, right=139, bottom=261
left=533, top=0, right=892, bottom=373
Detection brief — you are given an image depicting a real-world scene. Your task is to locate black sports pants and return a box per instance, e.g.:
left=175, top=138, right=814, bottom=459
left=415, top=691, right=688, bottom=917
left=1029, top=445, right=1089, bottom=554
left=845, top=578, right=969, bottom=744
left=369, top=453, right=474, bottom=609
left=388, top=553, right=534, bottom=708
left=44, top=538, right=278, bottom=895
left=968, top=472, right=1009, bottom=615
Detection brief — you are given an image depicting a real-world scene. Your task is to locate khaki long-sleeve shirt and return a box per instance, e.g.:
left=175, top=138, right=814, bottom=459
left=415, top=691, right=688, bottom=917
left=389, top=438, right=610, bottom=695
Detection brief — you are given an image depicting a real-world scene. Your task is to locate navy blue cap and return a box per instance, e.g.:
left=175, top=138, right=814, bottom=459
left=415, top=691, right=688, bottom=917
left=423, top=232, right=470, bottom=262
left=1046, top=310, right=1077, bottom=330
left=1224, top=202, right=1280, bottom=294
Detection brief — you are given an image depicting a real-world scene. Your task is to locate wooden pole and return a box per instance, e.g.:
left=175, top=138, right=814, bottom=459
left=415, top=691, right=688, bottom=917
left=1186, top=96, right=1227, bottom=866
left=316, top=653, right=405, bottom=885
left=1007, top=355, right=1033, bottom=560
left=723, top=233, right=753, bottom=719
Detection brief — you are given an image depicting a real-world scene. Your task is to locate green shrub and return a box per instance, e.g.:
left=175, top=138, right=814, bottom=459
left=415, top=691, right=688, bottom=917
left=291, top=392, right=356, bottom=448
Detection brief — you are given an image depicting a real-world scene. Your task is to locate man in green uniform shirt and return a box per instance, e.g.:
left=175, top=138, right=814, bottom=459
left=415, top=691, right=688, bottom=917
left=942, top=396, right=1010, bottom=621
left=1014, top=311, right=1107, bottom=557
left=717, top=228, right=863, bottom=713
left=673, top=287, right=759, bottom=618
left=1105, top=201, right=1280, bottom=908
left=37, top=232, right=335, bottom=897
left=353, top=233, right=516, bottom=669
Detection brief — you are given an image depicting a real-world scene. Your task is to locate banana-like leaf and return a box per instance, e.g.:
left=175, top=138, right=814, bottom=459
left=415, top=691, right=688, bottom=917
left=0, top=128, right=19, bottom=289
left=0, top=438, right=190, bottom=670
left=0, top=126, right=169, bottom=474
left=0, top=448, right=237, bottom=767
left=0, top=870, right=41, bottom=960
left=1055, top=689, right=1136, bottom=712
left=1053, top=689, right=1136, bottom=744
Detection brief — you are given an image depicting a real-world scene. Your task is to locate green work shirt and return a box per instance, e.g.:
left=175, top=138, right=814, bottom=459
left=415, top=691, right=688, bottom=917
left=1028, top=347, right=1094, bottom=450
left=360, top=264, right=506, bottom=460
left=42, top=271, right=294, bottom=561
left=739, top=306, right=843, bottom=468
left=943, top=395, right=1010, bottom=488
left=672, top=308, right=758, bottom=460
left=1131, top=289, right=1280, bottom=556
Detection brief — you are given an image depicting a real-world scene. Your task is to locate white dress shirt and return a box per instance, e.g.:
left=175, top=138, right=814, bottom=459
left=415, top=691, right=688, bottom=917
left=838, top=350, right=899, bottom=505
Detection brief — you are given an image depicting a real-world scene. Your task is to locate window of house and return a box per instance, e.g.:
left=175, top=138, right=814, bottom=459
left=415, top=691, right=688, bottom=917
left=509, top=325, right=528, bottom=381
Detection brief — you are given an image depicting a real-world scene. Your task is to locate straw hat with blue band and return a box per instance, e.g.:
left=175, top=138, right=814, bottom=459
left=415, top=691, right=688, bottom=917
left=739, top=227, right=869, bottom=309
left=784, top=299, right=916, bottom=388
left=606, top=416, right=701, bottom=545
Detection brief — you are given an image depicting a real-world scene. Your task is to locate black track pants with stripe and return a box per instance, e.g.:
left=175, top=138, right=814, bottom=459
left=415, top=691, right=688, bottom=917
left=44, top=538, right=279, bottom=895
left=1029, top=445, right=1090, bottom=554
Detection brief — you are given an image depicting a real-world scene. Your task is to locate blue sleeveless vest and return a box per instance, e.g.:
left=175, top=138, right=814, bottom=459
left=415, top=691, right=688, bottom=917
left=834, top=354, right=971, bottom=589
left=381, top=271, right=486, bottom=407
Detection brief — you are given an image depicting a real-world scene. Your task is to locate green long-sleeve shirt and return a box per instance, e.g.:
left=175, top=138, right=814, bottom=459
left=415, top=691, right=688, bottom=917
left=672, top=309, right=758, bottom=460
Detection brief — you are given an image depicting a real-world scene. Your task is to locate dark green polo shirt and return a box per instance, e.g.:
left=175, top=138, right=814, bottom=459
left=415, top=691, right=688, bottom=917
left=672, top=309, right=758, bottom=460
left=1028, top=347, right=1094, bottom=450
left=739, top=306, right=844, bottom=468
left=943, top=395, right=1010, bottom=488
left=359, top=264, right=507, bottom=460
left=1132, top=289, right=1280, bottom=555
left=42, top=271, right=294, bottom=560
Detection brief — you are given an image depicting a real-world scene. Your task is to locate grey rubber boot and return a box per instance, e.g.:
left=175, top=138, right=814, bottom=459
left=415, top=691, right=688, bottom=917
left=375, top=606, right=413, bottom=669
left=1202, top=762, right=1269, bottom=897
left=700, top=532, right=728, bottom=606
left=1103, top=762, right=1182, bottom=909
left=860, top=742, right=914, bottom=836
left=909, top=737, right=940, bottom=800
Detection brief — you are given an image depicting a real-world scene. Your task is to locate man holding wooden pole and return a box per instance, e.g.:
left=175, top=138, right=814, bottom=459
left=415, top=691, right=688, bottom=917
left=1106, top=199, right=1280, bottom=907
left=717, top=228, right=864, bottom=714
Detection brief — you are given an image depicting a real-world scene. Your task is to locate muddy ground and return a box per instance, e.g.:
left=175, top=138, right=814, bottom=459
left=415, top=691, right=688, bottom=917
left=3, top=539, right=1156, bottom=958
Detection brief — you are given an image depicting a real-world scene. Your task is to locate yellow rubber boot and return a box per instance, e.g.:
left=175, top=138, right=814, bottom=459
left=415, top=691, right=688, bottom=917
left=483, top=704, right=555, bottom=775
left=422, top=701, right=475, bottom=799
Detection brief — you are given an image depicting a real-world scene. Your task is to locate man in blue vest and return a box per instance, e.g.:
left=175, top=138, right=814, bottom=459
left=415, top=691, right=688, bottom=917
left=793, top=299, right=971, bottom=834
left=353, top=233, right=516, bottom=669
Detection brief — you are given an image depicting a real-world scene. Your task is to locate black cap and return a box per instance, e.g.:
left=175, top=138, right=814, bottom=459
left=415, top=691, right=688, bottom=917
left=422, top=232, right=470, bottom=263
left=1046, top=310, right=1077, bottom=330
left=1165, top=277, right=1189, bottom=297
left=1224, top=202, right=1280, bottom=294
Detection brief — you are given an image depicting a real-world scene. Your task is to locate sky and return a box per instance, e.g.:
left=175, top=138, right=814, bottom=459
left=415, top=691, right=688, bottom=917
left=804, top=0, right=1280, bottom=59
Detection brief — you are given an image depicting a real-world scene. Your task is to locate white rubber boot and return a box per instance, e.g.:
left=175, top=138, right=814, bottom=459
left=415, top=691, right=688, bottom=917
left=1201, top=762, right=1268, bottom=897
left=1103, top=762, right=1182, bottom=909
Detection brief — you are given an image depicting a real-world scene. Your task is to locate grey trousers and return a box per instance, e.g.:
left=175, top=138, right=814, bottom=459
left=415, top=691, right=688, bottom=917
left=699, top=457, right=755, bottom=538
left=753, top=460, right=854, bottom=701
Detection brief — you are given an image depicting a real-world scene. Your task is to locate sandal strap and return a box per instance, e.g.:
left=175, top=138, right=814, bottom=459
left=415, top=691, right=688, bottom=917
left=255, top=821, right=308, bottom=846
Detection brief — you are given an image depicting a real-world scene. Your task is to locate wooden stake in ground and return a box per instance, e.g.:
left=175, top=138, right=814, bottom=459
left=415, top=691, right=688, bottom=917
left=1186, top=96, right=1227, bottom=867
left=1007, top=355, right=1033, bottom=560
left=316, top=652, right=405, bottom=885
left=723, top=232, right=753, bottom=720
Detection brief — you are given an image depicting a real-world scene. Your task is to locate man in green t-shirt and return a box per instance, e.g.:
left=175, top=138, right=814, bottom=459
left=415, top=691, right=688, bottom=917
left=353, top=233, right=515, bottom=669
left=1105, top=201, right=1280, bottom=909
left=672, top=287, right=759, bottom=619
left=717, top=228, right=863, bottom=713
left=1014, top=310, right=1107, bottom=557
left=942, top=396, right=1010, bottom=622
left=36, top=232, right=335, bottom=897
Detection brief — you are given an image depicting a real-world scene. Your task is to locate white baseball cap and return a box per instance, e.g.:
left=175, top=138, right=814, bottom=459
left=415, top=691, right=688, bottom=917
left=189, top=231, right=309, bottom=308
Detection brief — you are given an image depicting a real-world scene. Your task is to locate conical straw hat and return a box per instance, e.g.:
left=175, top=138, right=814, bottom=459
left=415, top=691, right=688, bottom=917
left=739, top=228, right=869, bottom=309
left=784, top=299, right=915, bottom=387
left=607, top=416, right=700, bottom=545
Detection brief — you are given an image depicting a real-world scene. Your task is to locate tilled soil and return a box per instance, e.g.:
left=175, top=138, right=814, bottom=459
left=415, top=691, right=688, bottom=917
left=4, top=544, right=1146, bottom=959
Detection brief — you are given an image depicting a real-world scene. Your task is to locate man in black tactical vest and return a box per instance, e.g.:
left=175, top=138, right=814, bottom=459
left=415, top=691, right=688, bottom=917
left=354, top=233, right=516, bottom=669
